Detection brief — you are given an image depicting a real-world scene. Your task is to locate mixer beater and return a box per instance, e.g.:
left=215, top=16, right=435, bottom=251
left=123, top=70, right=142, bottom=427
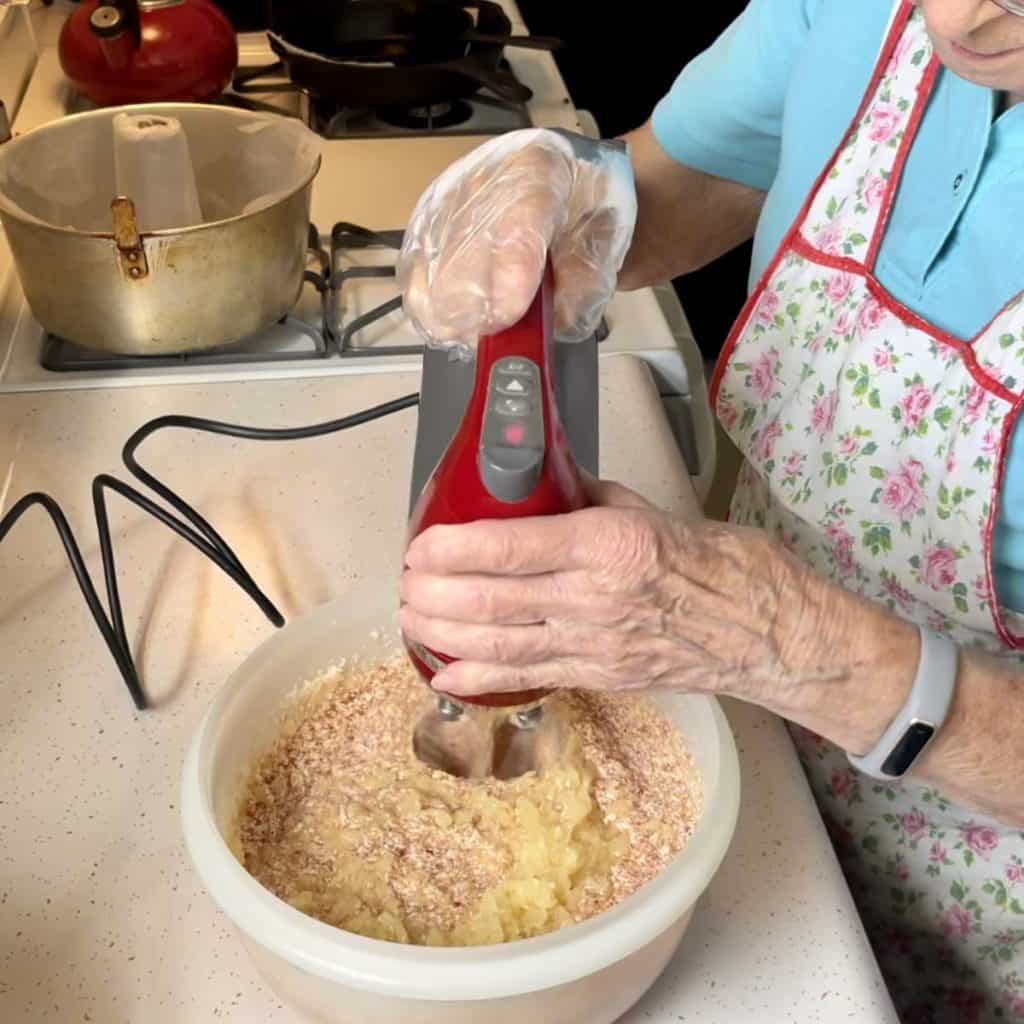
left=402, top=260, right=598, bottom=778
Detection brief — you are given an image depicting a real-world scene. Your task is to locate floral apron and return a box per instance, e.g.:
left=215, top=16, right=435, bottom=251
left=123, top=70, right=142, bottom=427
left=709, top=4, right=1024, bottom=1021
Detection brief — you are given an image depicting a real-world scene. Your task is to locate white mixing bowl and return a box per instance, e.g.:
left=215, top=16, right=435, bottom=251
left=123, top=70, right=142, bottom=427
left=181, top=589, right=741, bottom=1024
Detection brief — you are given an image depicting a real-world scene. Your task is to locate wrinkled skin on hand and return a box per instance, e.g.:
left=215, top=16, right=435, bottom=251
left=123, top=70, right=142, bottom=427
left=399, top=478, right=851, bottom=715
left=397, top=128, right=637, bottom=348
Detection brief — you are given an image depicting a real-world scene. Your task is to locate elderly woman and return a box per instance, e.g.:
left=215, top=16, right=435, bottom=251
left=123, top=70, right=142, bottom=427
left=395, top=2, right=1024, bottom=1020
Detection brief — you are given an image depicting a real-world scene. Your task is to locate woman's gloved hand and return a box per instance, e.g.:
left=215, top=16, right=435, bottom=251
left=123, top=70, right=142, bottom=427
left=396, top=127, right=637, bottom=348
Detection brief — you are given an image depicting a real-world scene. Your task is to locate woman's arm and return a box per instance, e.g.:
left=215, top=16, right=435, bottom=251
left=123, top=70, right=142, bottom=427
left=618, top=121, right=767, bottom=290
left=810, top=601, right=1024, bottom=825
left=727, top=528, right=1024, bottom=824
left=399, top=480, right=1024, bottom=827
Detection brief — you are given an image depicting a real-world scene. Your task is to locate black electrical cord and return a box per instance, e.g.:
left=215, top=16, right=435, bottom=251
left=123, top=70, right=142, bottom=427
left=0, top=392, right=419, bottom=711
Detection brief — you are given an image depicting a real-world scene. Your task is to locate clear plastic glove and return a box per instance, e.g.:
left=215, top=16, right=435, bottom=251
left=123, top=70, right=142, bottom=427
left=397, top=127, right=637, bottom=348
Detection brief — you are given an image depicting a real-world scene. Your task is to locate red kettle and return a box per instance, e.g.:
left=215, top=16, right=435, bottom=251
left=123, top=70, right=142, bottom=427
left=58, top=0, right=239, bottom=107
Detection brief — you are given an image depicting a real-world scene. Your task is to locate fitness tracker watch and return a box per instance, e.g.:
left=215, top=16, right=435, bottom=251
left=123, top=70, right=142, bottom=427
left=846, top=623, right=959, bottom=781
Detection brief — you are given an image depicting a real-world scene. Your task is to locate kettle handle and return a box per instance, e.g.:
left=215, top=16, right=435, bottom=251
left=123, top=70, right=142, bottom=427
left=89, top=1, right=141, bottom=70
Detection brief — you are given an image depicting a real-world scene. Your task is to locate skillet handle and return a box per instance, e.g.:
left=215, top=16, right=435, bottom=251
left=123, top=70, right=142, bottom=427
left=457, top=61, right=533, bottom=103
left=460, top=32, right=562, bottom=51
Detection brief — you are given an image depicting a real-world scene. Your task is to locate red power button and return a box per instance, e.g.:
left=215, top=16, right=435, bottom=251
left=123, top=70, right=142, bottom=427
left=502, top=422, right=527, bottom=445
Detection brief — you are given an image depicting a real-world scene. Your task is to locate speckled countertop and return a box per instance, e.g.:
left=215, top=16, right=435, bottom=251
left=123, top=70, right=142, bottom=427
left=0, top=353, right=898, bottom=1022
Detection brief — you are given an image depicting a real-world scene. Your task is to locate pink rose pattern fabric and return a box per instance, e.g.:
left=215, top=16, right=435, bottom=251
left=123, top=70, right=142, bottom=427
left=717, top=8, right=1024, bottom=1022
left=720, top=250, right=1014, bottom=638
left=799, top=8, right=930, bottom=264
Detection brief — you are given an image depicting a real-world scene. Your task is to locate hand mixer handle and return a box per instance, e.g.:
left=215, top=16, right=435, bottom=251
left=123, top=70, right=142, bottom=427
left=404, top=258, right=591, bottom=707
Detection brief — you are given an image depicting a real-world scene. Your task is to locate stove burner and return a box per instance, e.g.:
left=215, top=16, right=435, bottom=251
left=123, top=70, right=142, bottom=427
left=376, top=100, right=473, bottom=131
left=306, top=97, right=482, bottom=138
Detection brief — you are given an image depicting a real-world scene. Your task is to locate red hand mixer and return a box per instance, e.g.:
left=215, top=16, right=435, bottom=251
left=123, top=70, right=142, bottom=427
left=403, top=261, right=591, bottom=774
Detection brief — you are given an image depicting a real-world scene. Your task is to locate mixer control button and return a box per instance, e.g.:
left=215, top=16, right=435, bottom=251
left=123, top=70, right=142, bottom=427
left=499, top=358, right=532, bottom=374
left=497, top=376, right=530, bottom=396
left=482, top=357, right=544, bottom=501
left=502, top=422, right=527, bottom=445
left=495, top=397, right=529, bottom=416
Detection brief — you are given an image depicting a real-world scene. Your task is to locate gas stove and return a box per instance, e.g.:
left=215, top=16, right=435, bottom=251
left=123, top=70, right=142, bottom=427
left=0, top=0, right=715, bottom=498
left=0, top=5, right=591, bottom=390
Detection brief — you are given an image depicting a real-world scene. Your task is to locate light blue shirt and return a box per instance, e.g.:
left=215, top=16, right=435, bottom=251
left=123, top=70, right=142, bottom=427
left=651, top=0, right=1024, bottom=611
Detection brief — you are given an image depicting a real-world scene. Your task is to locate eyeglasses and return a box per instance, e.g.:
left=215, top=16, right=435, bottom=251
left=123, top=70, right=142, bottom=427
left=994, top=0, right=1024, bottom=16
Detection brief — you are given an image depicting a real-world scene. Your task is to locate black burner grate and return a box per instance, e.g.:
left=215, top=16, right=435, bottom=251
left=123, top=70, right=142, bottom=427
left=328, top=222, right=424, bottom=356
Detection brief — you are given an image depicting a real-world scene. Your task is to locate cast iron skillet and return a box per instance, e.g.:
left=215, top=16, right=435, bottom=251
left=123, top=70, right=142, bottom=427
left=279, top=0, right=559, bottom=61
left=264, top=0, right=547, bottom=106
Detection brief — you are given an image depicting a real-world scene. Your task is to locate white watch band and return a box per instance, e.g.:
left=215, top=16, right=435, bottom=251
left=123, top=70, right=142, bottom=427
left=846, top=623, right=959, bottom=780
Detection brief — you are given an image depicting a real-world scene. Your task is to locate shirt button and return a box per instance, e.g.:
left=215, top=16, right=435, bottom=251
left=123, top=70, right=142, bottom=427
left=953, top=173, right=965, bottom=192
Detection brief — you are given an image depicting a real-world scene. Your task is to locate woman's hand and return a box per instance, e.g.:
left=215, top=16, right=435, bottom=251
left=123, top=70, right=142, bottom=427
left=399, top=479, right=912, bottom=733
left=397, top=128, right=636, bottom=347
left=402, top=476, right=1024, bottom=824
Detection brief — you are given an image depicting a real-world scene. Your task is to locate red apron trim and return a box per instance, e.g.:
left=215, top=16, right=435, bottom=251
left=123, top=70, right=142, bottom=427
left=865, top=55, right=942, bottom=271
left=987, top=391, right=1024, bottom=647
left=787, top=234, right=1020, bottom=405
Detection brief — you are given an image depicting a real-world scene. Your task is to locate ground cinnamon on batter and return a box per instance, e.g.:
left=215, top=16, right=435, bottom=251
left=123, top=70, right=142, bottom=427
left=234, top=654, right=702, bottom=947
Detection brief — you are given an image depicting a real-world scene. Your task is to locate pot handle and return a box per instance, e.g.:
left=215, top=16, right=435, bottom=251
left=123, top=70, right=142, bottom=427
left=111, top=197, right=149, bottom=281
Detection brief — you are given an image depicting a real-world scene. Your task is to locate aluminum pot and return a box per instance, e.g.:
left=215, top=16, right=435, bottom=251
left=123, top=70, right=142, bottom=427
left=0, top=102, right=321, bottom=355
